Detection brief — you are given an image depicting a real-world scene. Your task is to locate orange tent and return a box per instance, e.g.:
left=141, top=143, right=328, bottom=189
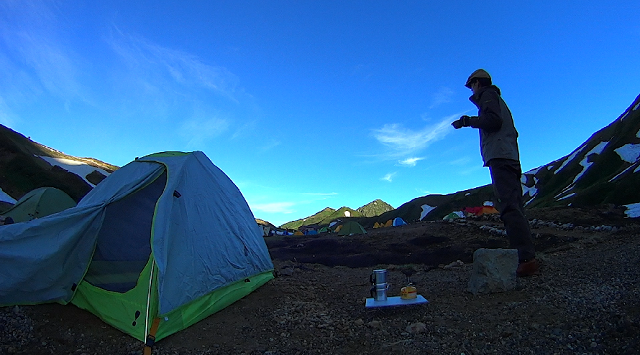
left=478, top=206, right=499, bottom=215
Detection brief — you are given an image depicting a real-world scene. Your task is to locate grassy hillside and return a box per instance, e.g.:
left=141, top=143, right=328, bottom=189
left=281, top=207, right=364, bottom=229
left=356, top=199, right=394, bottom=217
left=354, top=184, right=495, bottom=228
left=524, top=93, right=640, bottom=208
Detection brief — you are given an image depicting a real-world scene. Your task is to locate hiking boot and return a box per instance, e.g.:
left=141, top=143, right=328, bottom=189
left=516, top=258, right=540, bottom=277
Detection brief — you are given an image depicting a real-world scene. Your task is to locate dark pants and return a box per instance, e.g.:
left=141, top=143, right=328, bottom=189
left=488, top=158, right=535, bottom=262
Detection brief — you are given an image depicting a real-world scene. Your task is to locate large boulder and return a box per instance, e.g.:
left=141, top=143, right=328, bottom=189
left=468, top=248, right=518, bottom=295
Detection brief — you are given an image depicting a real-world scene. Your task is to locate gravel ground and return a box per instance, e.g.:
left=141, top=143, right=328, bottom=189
left=1, top=214, right=639, bottom=355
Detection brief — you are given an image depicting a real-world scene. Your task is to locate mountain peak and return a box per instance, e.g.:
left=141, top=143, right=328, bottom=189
left=357, top=199, right=394, bottom=217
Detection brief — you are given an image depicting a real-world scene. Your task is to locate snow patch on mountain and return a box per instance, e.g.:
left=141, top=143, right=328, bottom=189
left=521, top=166, right=546, bottom=202
left=420, top=204, right=436, bottom=220
left=522, top=177, right=538, bottom=198
left=609, top=161, right=640, bottom=182
left=621, top=112, right=630, bottom=120
left=571, top=141, right=608, bottom=184
left=614, top=144, right=640, bottom=163
left=525, top=166, right=542, bottom=175
left=624, top=203, right=640, bottom=218
left=557, top=192, right=576, bottom=201
left=39, top=156, right=111, bottom=186
left=552, top=142, right=609, bottom=202
left=0, top=188, right=16, bottom=204
left=554, top=144, right=587, bottom=175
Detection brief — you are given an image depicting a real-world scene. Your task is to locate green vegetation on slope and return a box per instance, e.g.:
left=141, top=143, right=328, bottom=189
left=280, top=207, right=363, bottom=229
left=356, top=199, right=394, bottom=217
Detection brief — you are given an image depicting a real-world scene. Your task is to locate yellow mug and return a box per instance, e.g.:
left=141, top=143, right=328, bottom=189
left=400, top=286, right=417, bottom=299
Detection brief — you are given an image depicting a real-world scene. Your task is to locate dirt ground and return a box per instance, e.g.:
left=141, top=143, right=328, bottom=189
left=2, top=206, right=639, bottom=355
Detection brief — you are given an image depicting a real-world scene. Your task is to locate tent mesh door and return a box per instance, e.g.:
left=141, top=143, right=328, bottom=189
left=83, top=172, right=167, bottom=292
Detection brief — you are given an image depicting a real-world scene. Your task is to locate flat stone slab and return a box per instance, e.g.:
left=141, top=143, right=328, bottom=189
left=365, top=295, right=428, bottom=308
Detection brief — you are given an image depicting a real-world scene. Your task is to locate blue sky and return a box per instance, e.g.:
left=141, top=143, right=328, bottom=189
left=1, top=1, right=639, bottom=226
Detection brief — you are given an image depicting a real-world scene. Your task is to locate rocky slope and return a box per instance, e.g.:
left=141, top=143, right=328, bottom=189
left=1, top=207, right=638, bottom=354
left=0, top=124, right=117, bottom=203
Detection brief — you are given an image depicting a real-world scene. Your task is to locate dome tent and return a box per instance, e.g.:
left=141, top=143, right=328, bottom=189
left=392, top=217, right=407, bottom=226
left=443, top=211, right=465, bottom=221
left=0, top=151, right=274, bottom=347
left=2, top=187, right=76, bottom=223
left=337, top=221, right=366, bottom=236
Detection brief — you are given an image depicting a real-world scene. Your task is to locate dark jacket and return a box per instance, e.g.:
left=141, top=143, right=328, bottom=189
left=467, top=85, right=520, bottom=166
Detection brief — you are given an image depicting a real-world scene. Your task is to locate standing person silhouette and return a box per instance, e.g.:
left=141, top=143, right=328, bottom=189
left=451, top=69, right=539, bottom=277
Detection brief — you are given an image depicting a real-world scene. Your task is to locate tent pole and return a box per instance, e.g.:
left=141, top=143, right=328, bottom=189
left=144, top=259, right=156, bottom=341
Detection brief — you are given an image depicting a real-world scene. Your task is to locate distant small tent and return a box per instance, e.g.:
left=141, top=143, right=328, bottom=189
left=373, top=222, right=381, bottom=228
left=294, top=230, right=304, bottom=236
left=1, top=187, right=77, bottom=223
left=318, top=226, right=329, bottom=233
left=334, top=225, right=343, bottom=233
left=337, top=221, right=366, bottom=236
left=464, top=204, right=499, bottom=217
left=443, top=211, right=465, bottom=221
left=259, top=225, right=271, bottom=237
left=299, top=225, right=319, bottom=235
left=463, top=206, right=482, bottom=216
left=384, top=219, right=393, bottom=227
left=392, top=217, right=407, bottom=226
left=478, top=206, right=499, bottom=216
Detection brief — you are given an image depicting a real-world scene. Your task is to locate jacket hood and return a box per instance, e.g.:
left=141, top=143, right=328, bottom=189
left=470, top=85, right=501, bottom=103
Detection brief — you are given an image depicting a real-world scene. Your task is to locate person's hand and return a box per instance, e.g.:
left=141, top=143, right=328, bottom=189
left=451, top=115, right=470, bottom=129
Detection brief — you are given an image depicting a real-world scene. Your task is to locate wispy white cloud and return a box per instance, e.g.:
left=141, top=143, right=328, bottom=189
left=447, top=156, right=483, bottom=175
left=457, top=166, right=484, bottom=176
left=0, top=1, right=87, bottom=108
left=231, top=120, right=258, bottom=140
left=0, top=97, right=16, bottom=127
left=180, top=115, right=231, bottom=149
left=302, top=192, right=338, bottom=197
left=250, top=202, right=296, bottom=214
left=381, top=172, right=396, bottom=182
left=259, top=139, right=282, bottom=152
left=399, top=157, right=424, bottom=167
left=17, top=33, right=85, bottom=103
left=372, top=114, right=457, bottom=159
left=107, top=25, right=239, bottom=101
left=448, top=156, right=472, bottom=166
left=246, top=191, right=337, bottom=217
left=429, top=87, right=454, bottom=109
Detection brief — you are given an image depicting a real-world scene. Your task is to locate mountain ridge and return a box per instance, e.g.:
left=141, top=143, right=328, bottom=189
left=279, top=199, right=395, bottom=229
left=0, top=124, right=118, bottom=204
left=279, top=93, right=640, bottom=228
left=1, top=93, right=638, bottom=227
